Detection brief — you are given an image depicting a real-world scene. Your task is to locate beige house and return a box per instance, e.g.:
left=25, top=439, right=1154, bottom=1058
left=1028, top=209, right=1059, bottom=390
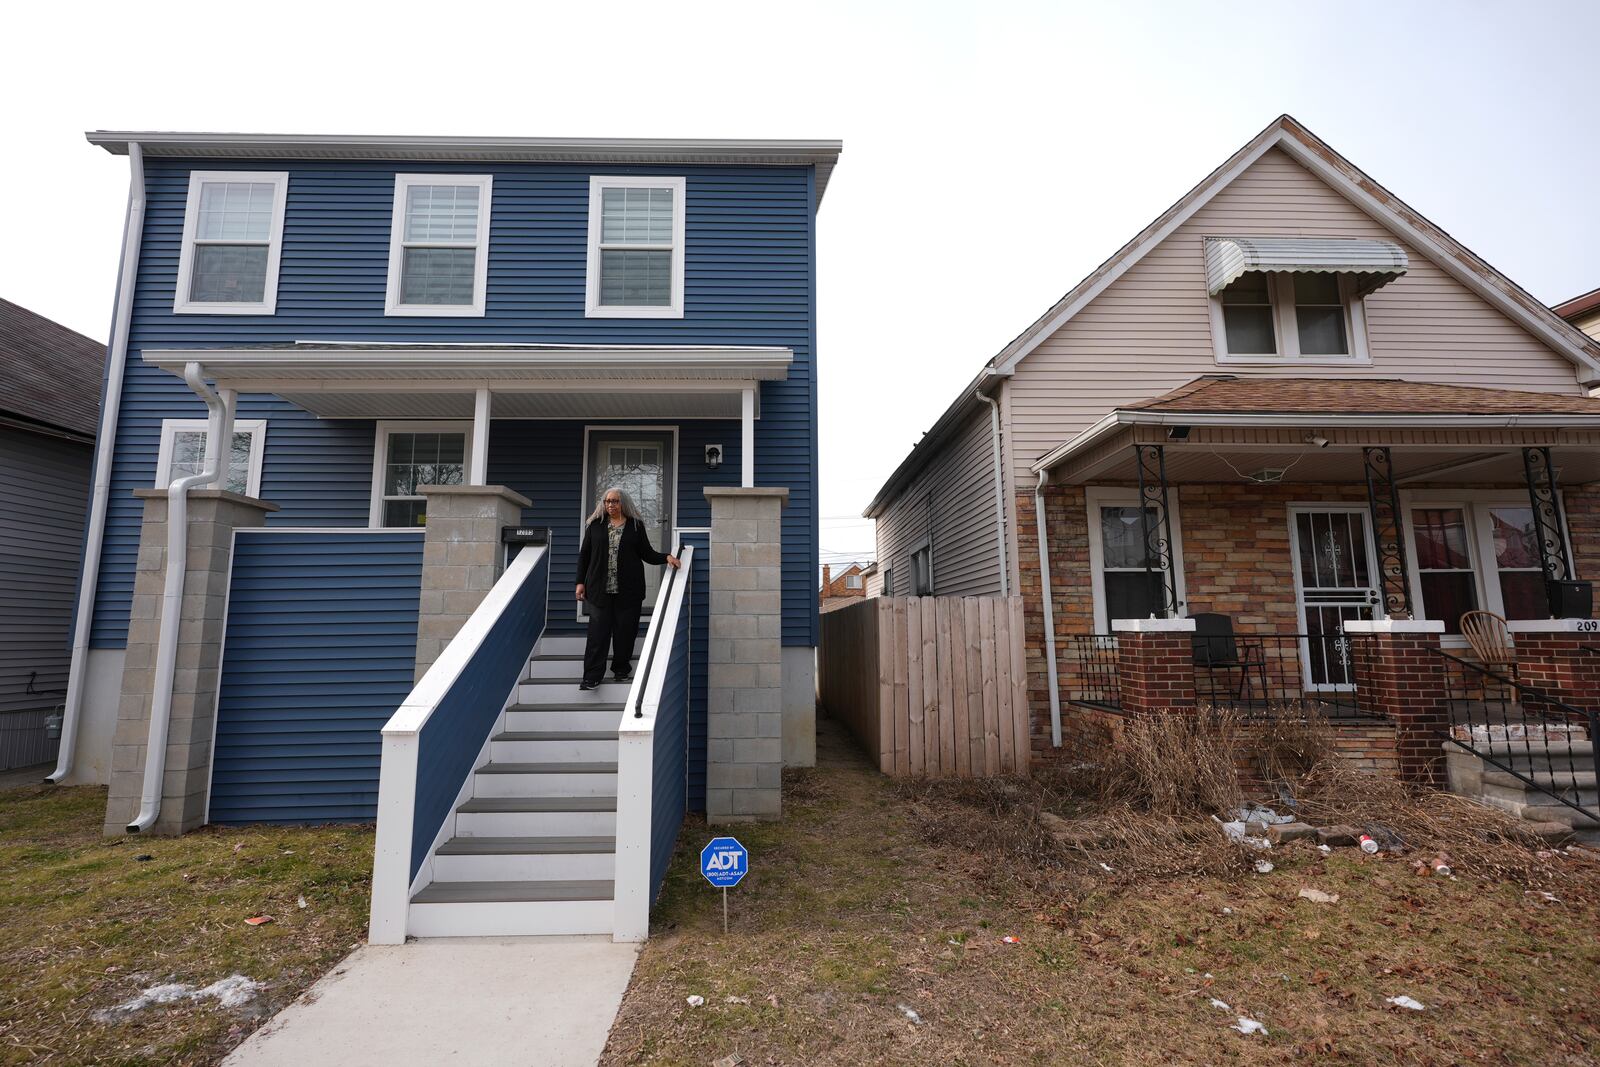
left=1556, top=287, right=1600, bottom=345
left=864, top=115, right=1600, bottom=819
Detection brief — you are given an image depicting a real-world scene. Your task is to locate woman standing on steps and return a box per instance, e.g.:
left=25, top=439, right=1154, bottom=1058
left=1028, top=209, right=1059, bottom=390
left=575, top=487, right=680, bottom=691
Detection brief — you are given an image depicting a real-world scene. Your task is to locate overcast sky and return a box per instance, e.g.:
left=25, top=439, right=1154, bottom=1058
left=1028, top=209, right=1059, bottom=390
left=4, top=1, right=1596, bottom=566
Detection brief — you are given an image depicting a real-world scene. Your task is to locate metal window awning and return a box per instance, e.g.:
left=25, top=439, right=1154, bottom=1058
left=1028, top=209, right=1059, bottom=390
left=1204, top=236, right=1409, bottom=296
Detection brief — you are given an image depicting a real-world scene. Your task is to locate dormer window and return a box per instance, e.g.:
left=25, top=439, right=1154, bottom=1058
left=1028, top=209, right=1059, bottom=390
left=1205, top=237, right=1408, bottom=364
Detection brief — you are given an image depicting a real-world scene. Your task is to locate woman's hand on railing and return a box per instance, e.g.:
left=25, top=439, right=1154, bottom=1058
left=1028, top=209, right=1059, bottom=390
left=575, top=583, right=585, bottom=602
left=666, top=555, right=681, bottom=569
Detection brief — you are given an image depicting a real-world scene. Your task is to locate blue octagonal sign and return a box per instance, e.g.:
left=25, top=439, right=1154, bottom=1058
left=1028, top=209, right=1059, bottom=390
left=700, top=836, right=748, bottom=888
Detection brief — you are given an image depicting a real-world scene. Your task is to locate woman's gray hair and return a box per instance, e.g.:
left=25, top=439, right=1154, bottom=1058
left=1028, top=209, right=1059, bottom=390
left=587, top=486, right=644, bottom=524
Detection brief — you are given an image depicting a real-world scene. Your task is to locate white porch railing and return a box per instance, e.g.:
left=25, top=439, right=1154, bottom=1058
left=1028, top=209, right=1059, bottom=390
left=613, top=542, right=695, bottom=942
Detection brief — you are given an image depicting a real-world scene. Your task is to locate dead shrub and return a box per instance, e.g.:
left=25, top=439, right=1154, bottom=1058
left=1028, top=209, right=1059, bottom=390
left=1249, top=705, right=1337, bottom=786
left=1094, top=706, right=1246, bottom=816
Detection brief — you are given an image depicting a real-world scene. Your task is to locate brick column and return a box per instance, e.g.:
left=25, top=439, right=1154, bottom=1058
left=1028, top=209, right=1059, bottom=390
left=1344, top=619, right=1447, bottom=786
left=1508, top=619, right=1600, bottom=717
left=704, top=486, right=787, bottom=822
left=106, top=489, right=279, bottom=835
left=413, top=485, right=531, bottom=679
left=1112, top=617, right=1196, bottom=714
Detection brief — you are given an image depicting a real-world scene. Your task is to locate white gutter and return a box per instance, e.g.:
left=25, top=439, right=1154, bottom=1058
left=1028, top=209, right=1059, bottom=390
left=1034, top=470, right=1062, bottom=747
left=127, top=362, right=229, bottom=833
left=1030, top=409, right=1600, bottom=475
left=50, top=142, right=144, bottom=785
left=975, top=390, right=1009, bottom=596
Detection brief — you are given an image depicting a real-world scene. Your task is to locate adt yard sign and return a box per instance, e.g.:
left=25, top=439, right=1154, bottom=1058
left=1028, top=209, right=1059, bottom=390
left=700, top=837, right=748, bottom=888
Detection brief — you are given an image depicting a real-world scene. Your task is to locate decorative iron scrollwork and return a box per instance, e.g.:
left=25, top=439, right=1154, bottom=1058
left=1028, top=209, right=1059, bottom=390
left=1523, top=446, right=1571, bottom=583
left=1362, top=446, right=1413, bottom=619
left=1133, top=443, right=1179, bottom=618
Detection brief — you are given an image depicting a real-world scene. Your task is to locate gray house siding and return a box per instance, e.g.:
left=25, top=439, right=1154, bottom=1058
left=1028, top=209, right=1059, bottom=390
left=873, top=404, right=1003, bottom=597
left=0, top=425, right=92, bottom=718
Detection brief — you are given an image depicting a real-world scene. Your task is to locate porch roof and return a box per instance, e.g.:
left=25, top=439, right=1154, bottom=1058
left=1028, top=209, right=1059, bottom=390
left=143, top=342, right=791, bottom=419
left=1035, top=376, right=1600, bottom=484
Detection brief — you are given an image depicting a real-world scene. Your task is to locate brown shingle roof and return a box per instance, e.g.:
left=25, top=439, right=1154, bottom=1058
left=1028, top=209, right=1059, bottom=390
left=0, top=299, right=104, bottom=438
left=1124, top=376, right=1600, bottom=417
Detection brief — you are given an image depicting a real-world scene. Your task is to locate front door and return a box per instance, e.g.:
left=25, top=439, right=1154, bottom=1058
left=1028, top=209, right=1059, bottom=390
left=1288, top=507, right=1380, bottom=691
left=584, top=431, right=676, bottom=611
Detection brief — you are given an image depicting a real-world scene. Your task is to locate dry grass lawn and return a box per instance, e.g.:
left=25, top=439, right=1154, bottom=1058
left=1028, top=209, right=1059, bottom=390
left=602, top=716, right=1600, bottom=1066
left=0, top=782, right=373, bottom=1066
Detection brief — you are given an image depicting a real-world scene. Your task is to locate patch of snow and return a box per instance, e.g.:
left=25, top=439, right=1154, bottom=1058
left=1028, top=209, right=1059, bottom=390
left=93, top=975, right=263, bottom=1022
left=1232, top=1016, right=1268, bottom=1036
left=896, top=1003, right=924, bottom=1025
left=1386, top=995, right=1425, bottom=1011
left=1209, top=998, right=1231, bottom=1011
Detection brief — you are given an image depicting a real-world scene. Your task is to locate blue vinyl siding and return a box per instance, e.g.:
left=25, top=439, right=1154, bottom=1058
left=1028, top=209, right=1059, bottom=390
left=209, top=530, right=423, bottom=825
left=92, top=159, right=818, bottom=650
left=682, top=531, right=710, bottom=812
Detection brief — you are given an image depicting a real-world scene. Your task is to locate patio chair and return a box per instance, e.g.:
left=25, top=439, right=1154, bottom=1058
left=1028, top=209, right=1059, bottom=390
left=1460, top=609, right=1516, bottom=678
left=1190, top=613, right=1269, bottom=706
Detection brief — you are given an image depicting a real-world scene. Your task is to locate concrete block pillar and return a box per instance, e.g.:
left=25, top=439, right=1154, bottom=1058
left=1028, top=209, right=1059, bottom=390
left=1507, top=619, right=1600, bottom=717
left=413, top=484, right=531, bottom=679
left=1112, top=617, right=1197, bottom=714
left=705, top=486, right=788, bottom=822
left=1345, top=619, right=1447, bottom=785
left=106, top=489, right=279, bottom=835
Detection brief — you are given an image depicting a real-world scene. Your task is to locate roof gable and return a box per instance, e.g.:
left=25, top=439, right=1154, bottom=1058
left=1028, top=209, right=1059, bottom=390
left=993, top=115, right=1600, bottom=381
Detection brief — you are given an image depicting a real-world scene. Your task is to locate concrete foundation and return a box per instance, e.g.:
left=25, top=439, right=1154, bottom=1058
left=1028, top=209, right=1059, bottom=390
left=781, top=646, right=816, bottom=768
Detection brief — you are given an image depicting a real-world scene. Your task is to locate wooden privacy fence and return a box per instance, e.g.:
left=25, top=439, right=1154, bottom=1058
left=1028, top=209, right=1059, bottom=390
left=818, top=596, right=1029, bottom=776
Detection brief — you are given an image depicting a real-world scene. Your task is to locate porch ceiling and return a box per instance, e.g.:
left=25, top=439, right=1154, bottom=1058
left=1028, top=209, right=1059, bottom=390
left=142, top=343, right=789, bottom=420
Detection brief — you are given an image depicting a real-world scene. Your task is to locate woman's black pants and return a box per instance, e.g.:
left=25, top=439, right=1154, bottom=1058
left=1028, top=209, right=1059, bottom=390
left=583, top=597, right=643, bottom=685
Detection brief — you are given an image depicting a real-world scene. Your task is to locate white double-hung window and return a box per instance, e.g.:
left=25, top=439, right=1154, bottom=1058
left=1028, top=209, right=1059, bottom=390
left=585, top=175, right=686, bottom=318
left=384, top=175, right=493, bottom=316
left=173, top=172, right=289, bottom=314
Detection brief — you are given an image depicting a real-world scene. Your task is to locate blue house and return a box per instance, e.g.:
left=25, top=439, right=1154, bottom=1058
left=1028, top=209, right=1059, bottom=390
left=51, top=131, right=841, bottom=940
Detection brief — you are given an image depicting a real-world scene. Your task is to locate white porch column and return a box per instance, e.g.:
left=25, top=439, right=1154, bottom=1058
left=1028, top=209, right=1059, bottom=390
left=470, top=388, right=491, bottom=486
left=741, top=386, right=755, bottom=488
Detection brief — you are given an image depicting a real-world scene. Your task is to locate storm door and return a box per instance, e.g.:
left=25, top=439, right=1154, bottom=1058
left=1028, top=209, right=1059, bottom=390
left=583, top=431, right=676, bottom=611
left=1288, top=507, right=1380, bottom=691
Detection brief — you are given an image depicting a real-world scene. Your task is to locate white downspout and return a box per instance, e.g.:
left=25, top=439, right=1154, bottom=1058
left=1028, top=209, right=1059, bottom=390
left=127, top=362, right=227, bottom=833
left=1035, top=470, right=1062, bottom=747
left=50, top=142, right=145, bottom=784
left=975, top=390, right=1009, bottom=596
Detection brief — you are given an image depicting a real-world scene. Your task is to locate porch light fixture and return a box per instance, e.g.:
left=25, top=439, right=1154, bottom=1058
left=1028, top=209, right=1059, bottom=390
left=705, top=444, right=723, bottom=470
left=1304, top=432, right=1330, bottom=449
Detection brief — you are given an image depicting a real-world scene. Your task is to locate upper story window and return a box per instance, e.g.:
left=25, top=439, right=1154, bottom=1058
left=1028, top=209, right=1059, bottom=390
left=174, top=172, right=289, bottom=314
left=385, top=175, right=492, bottom=316
left=585, top=175, right=686, bottom=318
left=1203, top=236, right=1407, bottom=365
left=1212, top=271, right=1368, bottom=362
left=844, top=573, right=863, bottom=590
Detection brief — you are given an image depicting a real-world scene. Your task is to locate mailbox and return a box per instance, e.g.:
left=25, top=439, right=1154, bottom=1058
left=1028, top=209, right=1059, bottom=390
left=501, top=526, right=551, bottom=545
left=1547, top=579, right=1593, bottom=620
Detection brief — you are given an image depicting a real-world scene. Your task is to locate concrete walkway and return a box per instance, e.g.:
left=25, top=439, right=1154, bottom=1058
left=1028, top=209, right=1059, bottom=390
left=224, top=936, right=639, bottom=1067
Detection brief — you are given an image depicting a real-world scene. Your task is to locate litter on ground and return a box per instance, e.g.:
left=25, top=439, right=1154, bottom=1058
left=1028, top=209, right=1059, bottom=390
left=1253, top=860, right=1274, bottom=874
left=1209, top=998, right=1231, bottom=1011
left=897, top=1003, right=925, bottom=1025
left=1386, top=995, right=1426, bottom=1011
left=1002, top=935, right=1021, bottom=945
left=243, top=915, right=274, bottom=926
left=92, top=975, right=263, bottom=1022
left=1298, top=887, right=1340, bottom=904
left=1232, top=1016, right=1269, bottom=1036
left=685, top=995, right=705, bottom=1007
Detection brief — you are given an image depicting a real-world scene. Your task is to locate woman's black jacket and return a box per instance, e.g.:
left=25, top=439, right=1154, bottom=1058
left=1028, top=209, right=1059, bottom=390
left=576, top=516, right=669, bottom=605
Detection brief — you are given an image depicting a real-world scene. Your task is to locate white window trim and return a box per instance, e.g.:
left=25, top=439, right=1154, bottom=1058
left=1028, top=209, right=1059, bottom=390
left=1085, top=486, right=1187, bottom=632
left=584, top=175, right=687, bottom=319
left=368, top=420, right=476, bottom=526
left=1208, top=271, right=1371, bottom=366
left=844, top=573, right=863, bottom=589
left=173, top=171, right=289, bottom=315
left=155, top=418, right=268, bottom=497
left=384, top=174, right=493, bottom=317
left=1399, top=488, right=1575, bottom=633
